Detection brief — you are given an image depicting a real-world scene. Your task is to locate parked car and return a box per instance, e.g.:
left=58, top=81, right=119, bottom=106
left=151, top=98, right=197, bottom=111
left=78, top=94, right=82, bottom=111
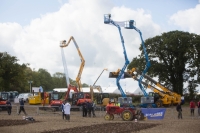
left=17, top=93, right=33, bottom=102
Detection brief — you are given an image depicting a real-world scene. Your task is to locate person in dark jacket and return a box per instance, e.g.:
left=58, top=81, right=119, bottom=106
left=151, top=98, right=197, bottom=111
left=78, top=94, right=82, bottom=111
left=82, top=101, right=87, bottom=117
left=6, top=100, right=12, bottom=115
left=18, top=98, right=27, bottom=115
left=176, top=102, right=182, bottom=119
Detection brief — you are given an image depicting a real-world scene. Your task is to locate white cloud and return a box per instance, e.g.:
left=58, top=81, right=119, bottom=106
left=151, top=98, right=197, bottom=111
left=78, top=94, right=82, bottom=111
left=0, top=0, right=162, bottom=92
left=0, top=22, right=22, bottom=55
left=169, top=4, right=200, bottom=34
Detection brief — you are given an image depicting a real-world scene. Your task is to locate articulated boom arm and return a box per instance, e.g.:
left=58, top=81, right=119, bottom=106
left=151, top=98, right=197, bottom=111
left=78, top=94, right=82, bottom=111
left=104, top=14, right=133, bottom=97
left=132, top=26, right=151, bottom=97
left=144, top=74, right=172, bottom=94
left=143, top=74, right=181, bottom=100
left=124, top=68, right=148, bottom=96
left=60, top=36, right=85, bottom=92
left=139, top=79, right=166, bottom=98
left=104, top=14, right=150, bottom=97
left=60, top=47, right=70, bottom=88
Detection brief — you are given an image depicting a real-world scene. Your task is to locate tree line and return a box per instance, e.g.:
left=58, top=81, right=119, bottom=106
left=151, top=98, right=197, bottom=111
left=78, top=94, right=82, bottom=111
left=0, top=54, right=88, bottom=92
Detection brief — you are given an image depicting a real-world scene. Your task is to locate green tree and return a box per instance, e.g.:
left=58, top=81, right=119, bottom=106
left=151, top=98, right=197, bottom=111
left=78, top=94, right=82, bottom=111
left=128, top=31, right=200, bottom=95
left=37, top=68, right=53, bottom=91
left=52, top=72, right=67, bottom=88
left=0, top=53, right=28, bottom=92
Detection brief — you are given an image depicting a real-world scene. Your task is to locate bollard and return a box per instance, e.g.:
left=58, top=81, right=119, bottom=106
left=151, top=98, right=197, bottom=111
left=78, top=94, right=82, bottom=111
left=37, top=106, right=39, bottom=115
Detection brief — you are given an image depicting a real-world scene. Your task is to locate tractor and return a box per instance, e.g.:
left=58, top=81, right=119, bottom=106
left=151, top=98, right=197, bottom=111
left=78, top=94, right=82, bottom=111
left=104, top=97, right=144, bottom=121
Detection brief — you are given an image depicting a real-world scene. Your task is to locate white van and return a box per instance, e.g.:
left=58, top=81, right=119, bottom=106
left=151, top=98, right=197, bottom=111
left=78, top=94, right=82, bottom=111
left=17, top=93, right=33, bottom=102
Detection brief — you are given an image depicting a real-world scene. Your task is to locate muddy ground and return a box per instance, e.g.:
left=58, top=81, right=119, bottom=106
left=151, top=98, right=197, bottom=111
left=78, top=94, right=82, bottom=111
left=0, top=103, right=200, bottom=133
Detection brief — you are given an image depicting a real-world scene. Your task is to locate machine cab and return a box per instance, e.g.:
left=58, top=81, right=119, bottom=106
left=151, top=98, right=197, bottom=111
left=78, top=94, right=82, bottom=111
left=0, top=92, right=9, bottom=101
left=96, top=93, right=109, bottom=105
left=72, top=92, right=91, bottom=106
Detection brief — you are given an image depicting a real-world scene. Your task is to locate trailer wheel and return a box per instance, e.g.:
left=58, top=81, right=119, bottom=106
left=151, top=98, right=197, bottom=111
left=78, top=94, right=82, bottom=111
left=110, top=114, right=114, bottom=120
left=122, top=110, right=133, bottom=121
left=104, top=114, right=110, bottom=120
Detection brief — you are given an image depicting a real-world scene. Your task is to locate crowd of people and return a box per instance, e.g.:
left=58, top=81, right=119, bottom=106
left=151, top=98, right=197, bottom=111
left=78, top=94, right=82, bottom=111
left=61, top=100, right=96, bottom=121
left=3, top=97, right=200, bottom=121
left=189, top=99, right=200, bottom=117
left=176, top=99, right=200, bottom=119
left=82, top=100, right=96, bottom=117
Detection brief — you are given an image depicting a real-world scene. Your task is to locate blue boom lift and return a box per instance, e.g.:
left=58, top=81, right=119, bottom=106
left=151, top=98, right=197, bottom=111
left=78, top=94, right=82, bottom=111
left=104, top=14, right=156, bottom=108
left=104, top=14, right=130, bottom=98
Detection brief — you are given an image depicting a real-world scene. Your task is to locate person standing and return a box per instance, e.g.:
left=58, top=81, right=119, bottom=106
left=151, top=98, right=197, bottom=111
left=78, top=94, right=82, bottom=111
left=82, top=101, right=87, bottom=117
left=176, top=102, right=182, bottom=119
left=64, top=101, right=71, bottom=122
left=190, top=99, right=196, bottom=116
left=18, top=98, right=27, bottom=115
left=91, top=101, right=96, bottom=117
left=197, top=99, right=200, bottom=117
left=61, top=101, right=66, bottom=120
left=87, top=101, right=92, bottom=117
left=6, top=100, right=12, bottom=115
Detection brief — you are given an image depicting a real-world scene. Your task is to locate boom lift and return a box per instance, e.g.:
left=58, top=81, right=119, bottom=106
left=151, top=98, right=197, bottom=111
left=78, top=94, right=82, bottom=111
left=90, top=68, right=109, bottom=107
left=104, top=14, right=154, bottom=108
left=126, top=18, right=155, bottom=107
left=60, top=37, right=91, bottom=110
left=103, top=14, right=144, bottom=121
left=104, top=14, right=130, bottom=98
left=60, top=36, right=85, bottom=92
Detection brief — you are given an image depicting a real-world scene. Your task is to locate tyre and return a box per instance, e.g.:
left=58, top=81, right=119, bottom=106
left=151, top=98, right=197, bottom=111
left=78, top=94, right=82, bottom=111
left=110, top=114, right=114, bottom=120
left=104, top=114, right=110, bottom=120
left=156, top=100, right=162, bottom=108
left=122, top=110, right=133, bottom=121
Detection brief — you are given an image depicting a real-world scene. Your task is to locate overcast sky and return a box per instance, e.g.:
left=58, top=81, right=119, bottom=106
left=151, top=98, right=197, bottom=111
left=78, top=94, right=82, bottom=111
left=0, top=0, right=200, bottom=93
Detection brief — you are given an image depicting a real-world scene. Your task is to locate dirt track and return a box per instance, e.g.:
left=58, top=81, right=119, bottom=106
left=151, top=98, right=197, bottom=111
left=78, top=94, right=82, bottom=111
left=0, top=104, right=200, bottom=133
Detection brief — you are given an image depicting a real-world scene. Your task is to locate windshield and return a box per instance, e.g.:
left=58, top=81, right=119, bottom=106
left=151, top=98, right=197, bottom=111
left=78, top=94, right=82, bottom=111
left=1, top=93, right=8, bottom=100
left=77, top=93, right=84, bottom=99
left=52, top=93, right=59, bottom=100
